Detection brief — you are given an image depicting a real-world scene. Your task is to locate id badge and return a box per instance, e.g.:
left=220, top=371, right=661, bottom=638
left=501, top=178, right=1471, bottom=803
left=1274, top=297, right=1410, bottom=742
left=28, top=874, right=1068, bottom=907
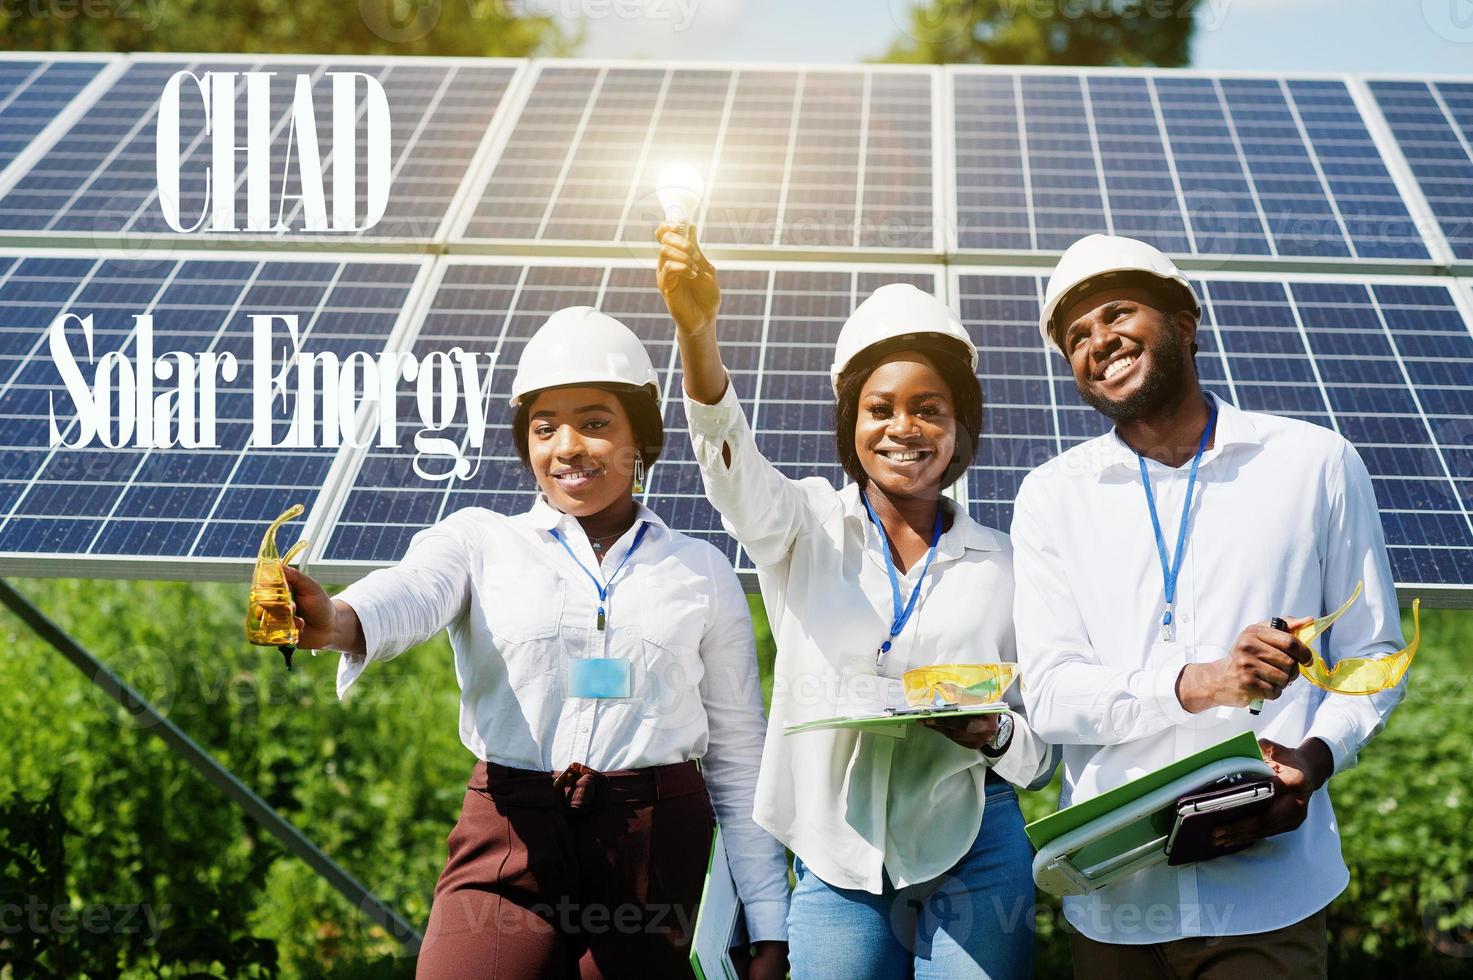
left=569, top=658, right=632, bottom=699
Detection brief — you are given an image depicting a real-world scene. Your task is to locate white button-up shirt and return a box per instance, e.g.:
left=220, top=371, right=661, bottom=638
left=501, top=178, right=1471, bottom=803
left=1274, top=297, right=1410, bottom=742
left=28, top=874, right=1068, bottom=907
left=1012, top=391, right=1406, bottom=943
left=685, top=381, right=1055, bottom=896
left=332, top=497, right=790, bottom=941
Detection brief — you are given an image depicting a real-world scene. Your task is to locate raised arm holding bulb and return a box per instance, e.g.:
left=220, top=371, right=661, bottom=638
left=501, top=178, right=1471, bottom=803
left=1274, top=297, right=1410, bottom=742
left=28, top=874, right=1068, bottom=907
left=656, top=219, right=1055, bottom=980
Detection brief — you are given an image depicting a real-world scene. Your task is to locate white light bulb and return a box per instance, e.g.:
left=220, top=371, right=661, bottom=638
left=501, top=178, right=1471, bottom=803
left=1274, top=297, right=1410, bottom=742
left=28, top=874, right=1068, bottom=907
left=656, top=163, right=704, bottom=228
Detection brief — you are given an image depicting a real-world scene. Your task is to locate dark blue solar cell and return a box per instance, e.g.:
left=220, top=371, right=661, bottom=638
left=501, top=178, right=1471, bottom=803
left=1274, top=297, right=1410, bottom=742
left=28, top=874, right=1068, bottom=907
left=0, top=58, right=108, bottom=173
left=1369, top=80, right=1473, bottom=260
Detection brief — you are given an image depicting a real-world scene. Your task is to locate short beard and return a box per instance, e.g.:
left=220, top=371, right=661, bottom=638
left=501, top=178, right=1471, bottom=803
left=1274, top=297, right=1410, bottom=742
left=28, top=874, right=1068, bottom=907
left=1077, top=328, right=1190, bottom=424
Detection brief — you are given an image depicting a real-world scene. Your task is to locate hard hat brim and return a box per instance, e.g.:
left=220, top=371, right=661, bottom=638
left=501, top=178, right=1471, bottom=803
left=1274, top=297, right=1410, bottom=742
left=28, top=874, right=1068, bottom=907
left=1041, top=270, right=1201, bottom=353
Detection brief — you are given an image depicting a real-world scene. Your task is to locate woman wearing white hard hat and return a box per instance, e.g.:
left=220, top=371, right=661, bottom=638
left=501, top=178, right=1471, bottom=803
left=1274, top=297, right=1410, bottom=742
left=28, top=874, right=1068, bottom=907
left=657, top=224, right=1055, bottom=979
left=282, top=307, right=790, bottom=979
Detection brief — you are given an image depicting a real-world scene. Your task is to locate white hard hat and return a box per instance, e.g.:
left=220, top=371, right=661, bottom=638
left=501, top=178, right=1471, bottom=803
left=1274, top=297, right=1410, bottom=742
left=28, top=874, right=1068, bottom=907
left=509, top=307, right=660, bottom=407
left=830, top=283, right=977, bottom=395
left=1038, top=235, right=1200, bottom=354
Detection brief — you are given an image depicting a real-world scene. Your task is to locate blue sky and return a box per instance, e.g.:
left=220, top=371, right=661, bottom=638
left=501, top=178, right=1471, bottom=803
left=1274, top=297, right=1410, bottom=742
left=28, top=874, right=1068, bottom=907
left=551, top=0, right=1473, bottom=74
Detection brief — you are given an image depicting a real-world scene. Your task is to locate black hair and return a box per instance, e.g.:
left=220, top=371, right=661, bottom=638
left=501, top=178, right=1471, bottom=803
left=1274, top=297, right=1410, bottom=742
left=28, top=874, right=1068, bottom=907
left=833, top=337, right=982, bottom=491
left=512, top=384, right=665, bottom=474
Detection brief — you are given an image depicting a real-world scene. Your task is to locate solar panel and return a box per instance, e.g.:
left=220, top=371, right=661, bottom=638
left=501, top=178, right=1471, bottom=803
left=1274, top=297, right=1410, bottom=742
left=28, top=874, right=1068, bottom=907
left=952, top=69, right=1431, bottom=262
left=0, top=53, right=120, bottom=176
left=953, top=269, right=1473, bottom=594
left=1368, top=78, right=1473, bottom=262
left=0, top=54, right=117, bottom=176
left=0, top=53, right=1467, bottom=600
left=0, top=250, right=431, bottom=576
left=452, top=63, right=939, bottom=254
left=0, top=55, right=521, bottom=247
left=310, top=258, right=943, bottom=578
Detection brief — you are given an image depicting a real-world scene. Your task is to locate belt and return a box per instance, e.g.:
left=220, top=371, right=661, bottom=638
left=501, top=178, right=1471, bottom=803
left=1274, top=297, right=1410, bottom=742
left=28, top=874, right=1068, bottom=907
left=470, top=759, right=705, bottom=811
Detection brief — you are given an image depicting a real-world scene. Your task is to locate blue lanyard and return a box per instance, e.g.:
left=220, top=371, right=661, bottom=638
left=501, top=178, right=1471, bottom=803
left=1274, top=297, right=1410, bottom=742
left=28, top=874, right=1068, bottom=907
left=548, top=521, right=651, bottom=631
left=861, top=491, right=944, bottom=668
left=1135, top=403, right=1217, bottom=642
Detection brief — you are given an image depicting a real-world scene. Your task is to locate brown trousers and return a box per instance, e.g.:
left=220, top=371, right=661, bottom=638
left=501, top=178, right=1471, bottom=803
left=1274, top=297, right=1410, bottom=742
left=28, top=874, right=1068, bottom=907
left=415, top=760, right=715, bottom=980
left=1069, top=906, right=1328, bottom=980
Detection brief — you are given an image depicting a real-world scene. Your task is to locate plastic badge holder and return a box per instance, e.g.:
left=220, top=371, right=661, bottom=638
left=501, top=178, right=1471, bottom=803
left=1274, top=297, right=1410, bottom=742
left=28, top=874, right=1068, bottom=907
left=568, top=659, right=632, bottom=699
left=1028, top=732, right=1272, bottom=898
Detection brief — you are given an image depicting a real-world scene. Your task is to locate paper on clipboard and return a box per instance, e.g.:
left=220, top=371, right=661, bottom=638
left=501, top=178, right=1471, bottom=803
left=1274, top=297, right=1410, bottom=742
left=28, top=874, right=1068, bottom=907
left=690, top=827, right=744, bottom=980
left=782, top=701, right=1009, bottom=736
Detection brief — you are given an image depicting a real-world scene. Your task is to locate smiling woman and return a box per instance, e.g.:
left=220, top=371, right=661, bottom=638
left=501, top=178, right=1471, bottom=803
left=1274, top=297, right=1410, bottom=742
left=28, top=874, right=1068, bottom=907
left=279, top=306, right=791, bottom=979
left=656, top=221, right=1057, bottom=980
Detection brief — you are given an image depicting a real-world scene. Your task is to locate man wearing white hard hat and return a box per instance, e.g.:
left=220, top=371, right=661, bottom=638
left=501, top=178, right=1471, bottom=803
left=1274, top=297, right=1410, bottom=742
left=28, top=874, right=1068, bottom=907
left=282, top=307, right=790, bottom=979
left=1012, top=234, right=1406, bottom=977
left=658, top=222, right=1055, bottom=978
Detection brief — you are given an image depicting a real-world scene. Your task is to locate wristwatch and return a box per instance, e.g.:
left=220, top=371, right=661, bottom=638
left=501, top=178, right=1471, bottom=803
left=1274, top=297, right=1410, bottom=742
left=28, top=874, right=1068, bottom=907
left=980, top=712, right=1014, bottom=759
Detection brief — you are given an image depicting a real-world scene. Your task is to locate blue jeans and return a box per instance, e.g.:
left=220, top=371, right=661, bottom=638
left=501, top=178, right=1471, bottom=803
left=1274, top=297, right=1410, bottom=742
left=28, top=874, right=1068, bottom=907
left=788, top=780, right=1034, bottom=980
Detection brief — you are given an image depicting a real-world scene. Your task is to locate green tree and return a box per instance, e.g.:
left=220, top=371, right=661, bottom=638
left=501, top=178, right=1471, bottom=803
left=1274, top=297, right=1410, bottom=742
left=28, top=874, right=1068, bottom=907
left=3, top=0, right=575, bottom=58
left=881, top=0, right=1196, bottom=67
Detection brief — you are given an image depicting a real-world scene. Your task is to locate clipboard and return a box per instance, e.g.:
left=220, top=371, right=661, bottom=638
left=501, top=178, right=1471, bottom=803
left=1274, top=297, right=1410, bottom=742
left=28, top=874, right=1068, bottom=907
left=782, top=701, right=1009, bottom=736
left=689, top=827, right=745, bottom=980
left=1026, top=731, right=1273, bottom=897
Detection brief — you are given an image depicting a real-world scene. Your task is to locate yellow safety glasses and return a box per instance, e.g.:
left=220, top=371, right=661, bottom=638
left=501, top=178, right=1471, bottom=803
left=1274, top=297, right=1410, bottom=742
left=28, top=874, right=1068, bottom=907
left=245, top=504, right=309, bottom=668
left=1294, top=580, right=1420, bottom=696
left=903, top=663, right=1019, bottom=707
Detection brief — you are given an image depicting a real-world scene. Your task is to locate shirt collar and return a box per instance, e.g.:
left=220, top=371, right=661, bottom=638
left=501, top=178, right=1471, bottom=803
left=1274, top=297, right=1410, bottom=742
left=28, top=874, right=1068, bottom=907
left=1088, top=390, right=1261, bottom=474
left=526, top=493, right=669, bottom=539
left=840, top=483, right=1002, bottom=568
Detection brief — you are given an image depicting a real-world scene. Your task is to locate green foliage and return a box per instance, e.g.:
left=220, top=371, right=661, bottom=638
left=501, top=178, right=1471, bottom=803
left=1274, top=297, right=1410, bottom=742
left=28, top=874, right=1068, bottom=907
left=3, top=0, right=574, bottom=59
left=0, top=577, right=463, bottom=977
left=0, top=580, right=1468, bottom=978
left=880, top=0, right=1196, bottom=67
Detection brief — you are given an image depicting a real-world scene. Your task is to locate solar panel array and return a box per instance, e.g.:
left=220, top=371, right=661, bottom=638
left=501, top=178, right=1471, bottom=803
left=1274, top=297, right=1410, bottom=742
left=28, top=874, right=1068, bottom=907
left=2, top=54, right=1471, bottom=598
left=1368, top=79, right=1473, bottom=261
left=952, top=70, right=1428, bottom=259
left=0, top=56, right=519, bottom=245
left=455, top=64, right=938, bottom=252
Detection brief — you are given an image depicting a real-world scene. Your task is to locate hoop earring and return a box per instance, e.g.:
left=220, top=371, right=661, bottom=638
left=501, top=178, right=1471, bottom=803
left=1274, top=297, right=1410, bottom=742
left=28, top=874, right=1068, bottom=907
left=632, top=455, right=646, bottom=495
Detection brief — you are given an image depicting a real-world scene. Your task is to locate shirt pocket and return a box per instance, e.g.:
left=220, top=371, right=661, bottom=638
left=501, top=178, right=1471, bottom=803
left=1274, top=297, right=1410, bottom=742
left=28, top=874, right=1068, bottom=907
left=630, top=591, right=709, bottom=726
left=479, top=568, right=566, bottom=694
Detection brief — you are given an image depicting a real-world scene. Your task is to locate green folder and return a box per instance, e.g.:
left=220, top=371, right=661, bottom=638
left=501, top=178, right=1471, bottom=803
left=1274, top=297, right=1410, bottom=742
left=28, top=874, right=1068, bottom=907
left=782, top=701, right=1009, bottom=736
left=1026, top=731, right=1265, bottom=849
left=690, top=827, right=742, bottom=980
